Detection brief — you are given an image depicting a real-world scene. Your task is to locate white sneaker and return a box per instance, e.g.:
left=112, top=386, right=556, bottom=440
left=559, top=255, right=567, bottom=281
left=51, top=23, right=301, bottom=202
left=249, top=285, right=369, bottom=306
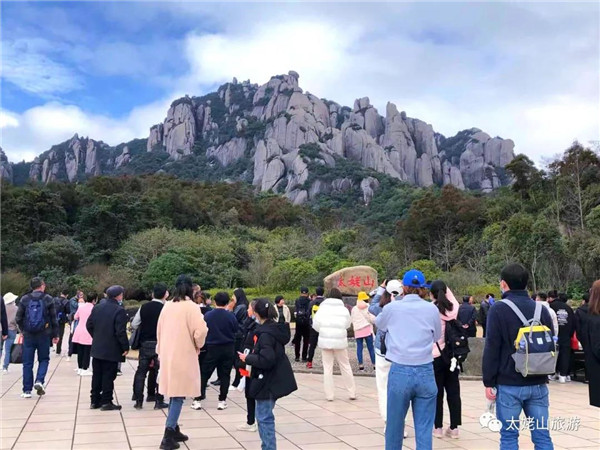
left=80, top=370, right=93, bottom=377
left=2, top=369, right=7, bottom=374
left=21, top=392, right=32, bottom=399
left=76, top=369, right=82, bottom=375
left=566, top=375, right=571, bottom=382
left=66, top=356, right=71, bottom=362
left=33, top=382, right=46, bottom=396
left=404, top=430, right=408, bottom=438
left=229, top=385, right=237, bottom=391
left=558, top=375, right=567, bottom=383
left=190, top=400, right=202, bottom=410
left=217, top=401, right=228, bottom=410
left=548, top=374, right=558, bottom=381
left=237, top=423, right=257, bottom=432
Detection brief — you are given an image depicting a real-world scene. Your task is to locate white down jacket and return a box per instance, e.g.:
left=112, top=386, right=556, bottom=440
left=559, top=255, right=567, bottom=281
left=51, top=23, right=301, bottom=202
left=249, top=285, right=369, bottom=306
left=312, top=298, right=351, bottom=350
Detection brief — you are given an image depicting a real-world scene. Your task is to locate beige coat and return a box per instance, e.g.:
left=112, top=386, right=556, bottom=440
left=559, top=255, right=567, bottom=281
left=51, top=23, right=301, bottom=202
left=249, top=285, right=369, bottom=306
left=157, top=299, right=207, bottom=398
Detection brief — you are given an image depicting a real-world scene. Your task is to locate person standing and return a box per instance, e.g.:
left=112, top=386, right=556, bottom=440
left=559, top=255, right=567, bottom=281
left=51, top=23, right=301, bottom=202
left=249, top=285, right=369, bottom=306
left=535, top=293, right=559, bottom=336
left=548, top=292, right=575, bottom=382
left=576, top=281, right=600, bottom=407
left=275, top=296, right=291, bottom=323
left=86, top=285, right=129, bottom=410
left=132, top=283, right=169, bottom=410
left=292, top=287, right=311, bottom=362
left=479, top=294, right=493, bottom=338
left=457, top=296, right=478, bottom=338
left=312, top=288, right=356, bottom=401
left=482, top=263, right=554, bottom=450
left=2, top=293, right=18, bottom=373
left=236, top=300, right=260, bottom=432
left=156, top=275, right=208, bottom=450
left=238, top=298, right=297, bottom=450
left=430, top=281, right=462, bottom=439
left=15, top=278, right=59, bottom=398
left=376, top=270, right=441, bottom=450
left=72, top=293, right=95, bottom=376
left=53, top=290, right=70, bottom=356
left=193, top=291, right=238, bottom=411
left=351, top=291, right=375, bottom=370
left=306, top=287, right=325, bottom=369
left=231, top=288, right=249, bottom=390
left=66, top=290, right=83, bottom=362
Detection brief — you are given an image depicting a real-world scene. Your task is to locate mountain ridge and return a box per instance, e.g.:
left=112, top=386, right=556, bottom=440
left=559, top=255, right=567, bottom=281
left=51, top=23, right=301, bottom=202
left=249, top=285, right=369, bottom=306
left=1, top=71, right=515, bottom=203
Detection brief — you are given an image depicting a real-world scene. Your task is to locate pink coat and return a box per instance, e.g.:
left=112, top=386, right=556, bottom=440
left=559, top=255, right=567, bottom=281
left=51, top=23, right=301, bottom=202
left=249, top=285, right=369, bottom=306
left=432, top=287, right=460, bottom=358
left=73, top=303, right=94, bottom=345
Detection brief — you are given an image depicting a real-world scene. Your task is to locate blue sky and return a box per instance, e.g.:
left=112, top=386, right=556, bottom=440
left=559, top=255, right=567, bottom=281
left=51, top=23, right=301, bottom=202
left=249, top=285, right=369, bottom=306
left=1, top=1, right=599, bottom=163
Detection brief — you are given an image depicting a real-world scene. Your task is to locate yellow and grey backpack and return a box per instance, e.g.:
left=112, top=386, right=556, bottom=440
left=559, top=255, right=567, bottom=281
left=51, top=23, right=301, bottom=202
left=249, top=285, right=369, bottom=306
left=503, top=299, right=558, bottom=377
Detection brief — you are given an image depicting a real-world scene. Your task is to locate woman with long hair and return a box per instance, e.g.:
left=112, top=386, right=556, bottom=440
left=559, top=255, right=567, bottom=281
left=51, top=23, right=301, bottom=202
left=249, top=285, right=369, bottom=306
left=156, top=275, right=208, bottom=450
left=236, top=299, right=260, bottom=432
left=230, top=288, right=249, bottom=390
left=238, top=298, right=297, bottom=450
left=430, top=280, right=461, bottom=439
left=576, top=280, right=600, bottom=407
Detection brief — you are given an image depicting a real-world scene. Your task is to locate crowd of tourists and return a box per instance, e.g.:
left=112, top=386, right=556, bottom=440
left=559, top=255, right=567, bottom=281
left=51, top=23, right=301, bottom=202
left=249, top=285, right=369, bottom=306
left=1, top=265, right=599, bottom=450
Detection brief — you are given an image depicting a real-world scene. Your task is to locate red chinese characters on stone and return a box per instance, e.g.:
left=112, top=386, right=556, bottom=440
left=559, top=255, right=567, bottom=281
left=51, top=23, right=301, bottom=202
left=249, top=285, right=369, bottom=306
left=363, top=276, right=375, bottom=289
left=337, top=277, right=346, bottom=287
left=348, top=276, right=362, bottom=288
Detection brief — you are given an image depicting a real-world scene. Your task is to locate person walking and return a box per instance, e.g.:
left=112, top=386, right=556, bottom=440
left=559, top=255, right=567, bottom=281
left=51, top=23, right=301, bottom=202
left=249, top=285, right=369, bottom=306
left=306, top=287, right=325, bottom=369
left=72, top=293, right=95, bottom=376
left=156, top=275, right=207, bottom=450
left=132, top=283, right=169, bottom=410
left=15, top=278, right=59, bottom=398
left=66, top=290, right=83, bottom=362
left=312, top=288, right=356, bottom=401
left=351, top=291, right=375, bottom=370
left=236, top=300, right=260, bottom=432
left=457, top=296, right=478, bottom=338
left=53, top=290, right=70, bottom=356
left=1, top=293, right=18, bottom=373
left=576, top=280, right=600, bottom=407
left=482, top=263, right=554, bottom=450
left=548, top=291, right=575, bottom=382
left=231, top=288, right=249, bottom=390
left=430, top=281, right=462, bottom=439
left=86, top=285, right=129, bottom=410
left=193, top=291, right=238, bottom=411
left=238, top=298, right=297, bottom=450
left=275, top=296, right=291, bottom=323
left=535, top=293, right=559, bottom=336
left=292, top=287, right=311, bottom=362
left=376, top=270, right=441, bottom=450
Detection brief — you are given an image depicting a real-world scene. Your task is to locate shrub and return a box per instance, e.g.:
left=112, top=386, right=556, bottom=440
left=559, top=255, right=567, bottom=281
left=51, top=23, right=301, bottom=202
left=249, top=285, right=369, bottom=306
left=268, top=258, right=318, bottom=291
left=398, top=259, right=442, bottom=282
left=23, top=236, right=84, bottom=275
left=1, top=270, right=30, bottom=296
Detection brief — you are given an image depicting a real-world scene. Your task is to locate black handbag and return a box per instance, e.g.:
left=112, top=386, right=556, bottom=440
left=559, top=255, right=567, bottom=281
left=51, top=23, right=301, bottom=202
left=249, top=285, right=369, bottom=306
left=10, top=335, right=23, bottom=364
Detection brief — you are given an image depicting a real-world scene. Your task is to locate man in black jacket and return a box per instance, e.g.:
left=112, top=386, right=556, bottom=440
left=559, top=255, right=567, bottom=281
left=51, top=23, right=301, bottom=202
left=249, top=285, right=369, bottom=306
left=292, top=287, right=311, bottom=362
left=53, top=290, right=70, bottom=356
left=306, top=287, right=325, bottom=368
left=15, top=277, right=59, bottom=398
left=458, top=296, right=478, bottom=338
left=482, top=264, right=554, bottom=449
left=132, top=283, right=168, bottom=409
left=549, top=291, right=575, bottom=382
left=86, top=285, right=129, bottom=410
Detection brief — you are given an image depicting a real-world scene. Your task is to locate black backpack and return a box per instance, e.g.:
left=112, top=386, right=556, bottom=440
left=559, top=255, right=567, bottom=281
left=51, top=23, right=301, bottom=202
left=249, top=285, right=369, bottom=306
left=295, top=302, right=310, bottom=326
left=437, top=318, right=470, bottom=365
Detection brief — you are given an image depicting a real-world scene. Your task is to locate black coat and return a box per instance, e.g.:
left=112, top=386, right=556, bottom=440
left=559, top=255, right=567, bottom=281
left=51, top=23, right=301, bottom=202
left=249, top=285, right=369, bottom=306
left=1, top=299, right=7, bottom=337
left=550, top=300, right=575, bottom=345
left=245, top=321, right=297, bottom=400
left=575, top=304, right=600, bottom=407
left=458, top=303, right=478, bottom=337
left=86, top=298, right=129, bottom=362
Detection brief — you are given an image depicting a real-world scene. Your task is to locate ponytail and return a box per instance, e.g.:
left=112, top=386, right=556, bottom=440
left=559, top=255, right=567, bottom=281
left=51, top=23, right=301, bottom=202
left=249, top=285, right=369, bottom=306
left=253, top=298, right=278, bottom=322
left=430, top=280, right=453, bottom=315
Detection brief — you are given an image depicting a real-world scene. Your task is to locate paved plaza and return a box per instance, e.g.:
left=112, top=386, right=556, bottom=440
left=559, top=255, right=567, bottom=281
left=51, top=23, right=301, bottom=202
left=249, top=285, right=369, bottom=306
left=1, top=355, right=599, bottom=450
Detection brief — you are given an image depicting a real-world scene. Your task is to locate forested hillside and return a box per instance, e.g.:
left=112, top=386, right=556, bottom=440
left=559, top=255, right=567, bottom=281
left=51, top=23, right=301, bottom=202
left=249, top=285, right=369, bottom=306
left=1, top=142, right=598, bottom=300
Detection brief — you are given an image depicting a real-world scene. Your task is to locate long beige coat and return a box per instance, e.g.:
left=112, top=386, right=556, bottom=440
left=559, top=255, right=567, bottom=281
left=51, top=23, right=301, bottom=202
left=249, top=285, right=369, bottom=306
left=157, top=299, right=207, bottom=397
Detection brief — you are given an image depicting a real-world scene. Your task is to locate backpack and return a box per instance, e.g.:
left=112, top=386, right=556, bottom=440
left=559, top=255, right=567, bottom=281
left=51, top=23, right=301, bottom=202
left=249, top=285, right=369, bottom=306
left=503, top=299, right=558, bottom=377
left=295, top=302, right=310, bottom=326
left=24, top=295, right=48, bottom=333
left=437, top=318, right=471, bottom=366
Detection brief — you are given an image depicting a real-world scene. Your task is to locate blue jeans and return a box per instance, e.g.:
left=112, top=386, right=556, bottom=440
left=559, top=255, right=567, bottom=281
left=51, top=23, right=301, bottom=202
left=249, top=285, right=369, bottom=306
left=2, top=330, right=17, bottom=369
left=386, top=362, right=437, bottom=450
left=496, top=384, right=553, bottom=450
left=22, top=333, right=51, bottom=393
left=256, top=397, right=277, bottom=450
left=166, top=397, right=185, bottom=429
left=356, top=335, right=376, bottom=365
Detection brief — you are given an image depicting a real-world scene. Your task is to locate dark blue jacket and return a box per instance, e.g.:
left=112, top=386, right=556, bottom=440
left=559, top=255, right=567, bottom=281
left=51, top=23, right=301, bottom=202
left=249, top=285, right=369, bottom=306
left=86, top=298, right=129, bottom=362
left=15, top=291, right=59, bottom=338
left=204, top=308, right=239, bottom=346
left=482, top=290, right=553, bottom=387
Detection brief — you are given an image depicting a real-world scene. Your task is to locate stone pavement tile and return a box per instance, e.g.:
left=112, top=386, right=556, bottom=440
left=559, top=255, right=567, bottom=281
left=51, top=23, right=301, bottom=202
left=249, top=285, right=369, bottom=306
left=23, top=420, right=73, bottom=432
left=561, top=426, right=600, bottom=440
left=76, top=413, right=123, bottom=424
left=0, top=436, right=17, bottom=450
left=1, top=419, right=26, bottom=429
left=73, top=443, right=131, bottom=450
left=283, top=408, right=338, bottom=418
left=28, top=413, right=75, bottom=423
left=76, top=421, right=125, bottom=433
left=185, top=436, right=243, bottom=449
left=304, top=414, right=353, bottom=426
left=73, top=431, right=128, bottom=445
left=13, top=439, right=72, bottom=450
left=18, top=430, right=70, bottom=443
left=228, top=430, right=262, bottom=442
left=298, top=443, right=354, bottom=450
left=551, top=434, right=599, bottom=448
left=242, top=439, right=300, bottom=450
left=123, top=416, right=169, bottom=427
left=0, top=427, right=21, bottom=438
left=452, top=437, right=503, bottom=449
left=181, top=427, right=230, bottom=439
left=320, top=423, right=373, bottom=436
left=276, top=422, right=322, bottom=434
left=128, top=434, right=165, bottom=447
left=284, top=431, right=341, bottom=446
left=338, top=431, right=385, bottom=448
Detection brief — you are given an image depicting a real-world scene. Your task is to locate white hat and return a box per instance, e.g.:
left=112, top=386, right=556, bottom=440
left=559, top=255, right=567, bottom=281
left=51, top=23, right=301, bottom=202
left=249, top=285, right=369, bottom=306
left=386, top=280, right=403, bottom=296
left=3, top=292, right=18, bottom=304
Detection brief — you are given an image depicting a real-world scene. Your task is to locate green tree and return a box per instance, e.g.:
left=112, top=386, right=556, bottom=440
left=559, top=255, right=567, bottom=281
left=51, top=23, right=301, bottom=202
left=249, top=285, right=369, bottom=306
left=23, top=236, right=84, bottom=275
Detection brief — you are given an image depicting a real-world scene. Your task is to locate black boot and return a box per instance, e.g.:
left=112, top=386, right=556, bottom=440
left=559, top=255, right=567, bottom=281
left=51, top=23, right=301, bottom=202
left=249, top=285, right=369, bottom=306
left=146, top=394, right=156, bottom=402
left=100, top=402, right=122, bottom=411
left=134, top=399, right=143, bottom=410
left=154, top=399, right=168, bottom=410
left=90, top=402, right=100, bottom=409
left=159, top=428, right=180, bottom=450
left=173, top=425, right=188, bottom=442
left=131, top=393, right=136, bottom=401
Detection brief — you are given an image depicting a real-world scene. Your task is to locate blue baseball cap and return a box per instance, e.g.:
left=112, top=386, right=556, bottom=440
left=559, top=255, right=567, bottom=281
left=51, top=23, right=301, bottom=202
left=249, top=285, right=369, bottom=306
left=402, top=270, right=430, bottom=289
